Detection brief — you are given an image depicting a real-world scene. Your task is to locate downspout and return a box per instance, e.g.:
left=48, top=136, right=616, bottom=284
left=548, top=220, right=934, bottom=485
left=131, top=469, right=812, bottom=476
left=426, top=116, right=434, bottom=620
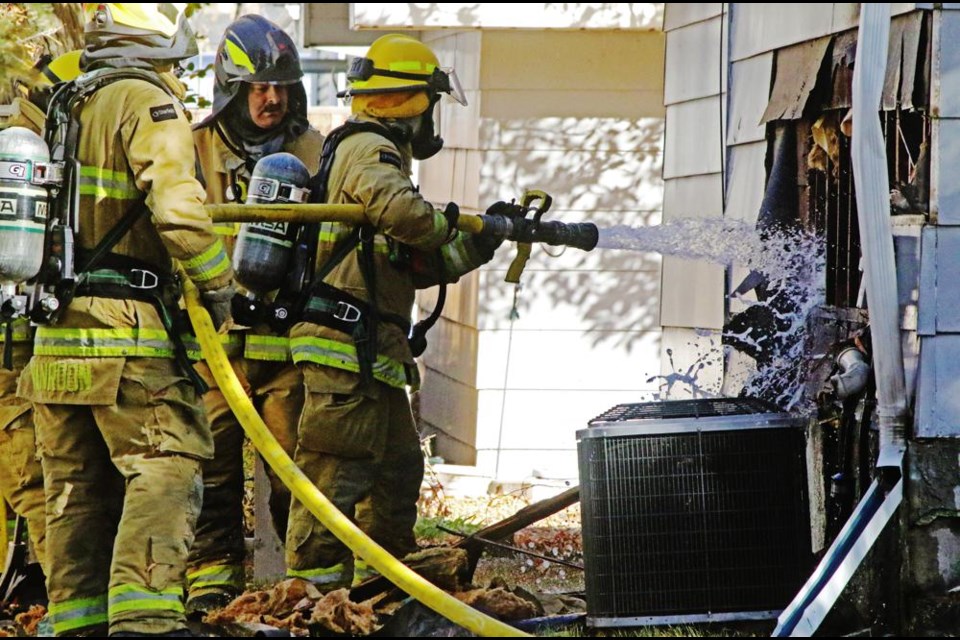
left=774, top=4, right=906, bottom=635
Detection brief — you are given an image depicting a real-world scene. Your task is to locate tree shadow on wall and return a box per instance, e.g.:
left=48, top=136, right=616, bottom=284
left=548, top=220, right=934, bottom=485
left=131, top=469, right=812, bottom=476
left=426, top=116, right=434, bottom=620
left=478, top=117, right=665, bottom=355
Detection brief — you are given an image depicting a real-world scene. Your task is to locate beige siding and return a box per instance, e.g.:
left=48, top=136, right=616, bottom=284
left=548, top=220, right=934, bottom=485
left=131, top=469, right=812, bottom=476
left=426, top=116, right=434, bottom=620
left=351, top=3, right=663, bottom=30
left=302, top=3, right=418, bottom=46
left=664, top=99, right=724, bottom=178
left=663, top=3, right=723, bottom=31
left=660, top=257, right=725, bottom=329
left=723, top=141, right=766, bottom=222
left=730, top=4, right=919, bottom=61
left=658, top=327, right=725, bottom=399
left=664, top=17, right=726, bottom=104
left=662, top=174, right=724, bottom=219
left=480, top=31, right=665, bottom=120
left=727, top=53, right=773, bottom=146
left=661, top=9, right=727, bottom=367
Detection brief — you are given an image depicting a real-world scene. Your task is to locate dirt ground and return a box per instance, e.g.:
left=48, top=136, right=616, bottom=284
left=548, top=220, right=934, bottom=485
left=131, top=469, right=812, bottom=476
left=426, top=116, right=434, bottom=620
left=416, top=490, right=585, bottom=595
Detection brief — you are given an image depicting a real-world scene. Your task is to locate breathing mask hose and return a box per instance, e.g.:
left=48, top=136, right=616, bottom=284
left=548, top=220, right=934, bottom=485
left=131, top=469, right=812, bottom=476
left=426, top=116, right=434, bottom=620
left=182, top=278, right=529, bottom=638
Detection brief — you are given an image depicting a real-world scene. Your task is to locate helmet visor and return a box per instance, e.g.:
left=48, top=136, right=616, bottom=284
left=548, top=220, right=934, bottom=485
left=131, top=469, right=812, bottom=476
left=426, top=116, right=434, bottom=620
left=346, top=57, right=468, bottom=106
left=437, top=67, right=467, bottom=106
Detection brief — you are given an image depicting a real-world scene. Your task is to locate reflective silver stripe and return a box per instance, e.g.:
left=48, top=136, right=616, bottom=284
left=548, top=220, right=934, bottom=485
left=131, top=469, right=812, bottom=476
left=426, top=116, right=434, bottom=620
left=289, top=336, right=407, bottom=388
left=181, top=241, right=231, bottom=284
left=49, top=595, right=108, bottom=634
left=184, top=332, right=244, bottom=360
left=78, top=166, right=140, bottom=200
left=108, top=584, right=184, bottom=615
left=34, top=327, right=176, bottom=357
left=286, top=563, right=349, bottom=585
left=244, top=335, right=291, bottom=361
left=186, top=564, right=244, bottom=590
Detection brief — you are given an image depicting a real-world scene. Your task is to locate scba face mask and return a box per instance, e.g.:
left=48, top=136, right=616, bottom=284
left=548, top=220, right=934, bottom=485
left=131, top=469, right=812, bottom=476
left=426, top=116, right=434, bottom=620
left=410, top=95, right=443, bottom=161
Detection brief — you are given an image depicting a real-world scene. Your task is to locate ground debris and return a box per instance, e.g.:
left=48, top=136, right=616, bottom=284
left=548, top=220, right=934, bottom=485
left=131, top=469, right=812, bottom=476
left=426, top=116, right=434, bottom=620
left=453, top=580, right=542, bottom=621
left=14, top=605, right=45, bottom=636
left=401, top=547, right=470, bottom=592
left=205, top=578, right=322, bottom=635
left=309, top=588, right=379, bottom=636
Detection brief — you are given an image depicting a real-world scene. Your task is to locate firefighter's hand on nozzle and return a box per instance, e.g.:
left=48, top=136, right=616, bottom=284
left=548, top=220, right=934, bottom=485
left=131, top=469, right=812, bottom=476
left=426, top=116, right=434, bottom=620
left=201, top=283, right=236, bottom=332
left=485, top=200, right=525, bottom=220
left=442, top=202, right=460, bottom=242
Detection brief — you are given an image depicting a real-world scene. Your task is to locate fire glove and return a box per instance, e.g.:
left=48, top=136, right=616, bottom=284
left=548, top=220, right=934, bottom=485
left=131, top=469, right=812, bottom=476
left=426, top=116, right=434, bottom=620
left=201, top=283, right=236, bottom=332
left=442, top=202, right=460, bottom=243
left=472, top=200, right=526, bottom=258
left=485, top=200, right=525, bottom=220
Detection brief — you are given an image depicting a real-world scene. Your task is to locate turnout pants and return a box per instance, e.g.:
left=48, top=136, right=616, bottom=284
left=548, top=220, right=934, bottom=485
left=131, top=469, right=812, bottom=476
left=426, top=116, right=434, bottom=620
left=186, top=358, right=302, bottom=599
left=0, top=346, right=45, bottom=568
left=285, top=364, right=423, bottom=588
left=23, top=356, right=212, bottom=636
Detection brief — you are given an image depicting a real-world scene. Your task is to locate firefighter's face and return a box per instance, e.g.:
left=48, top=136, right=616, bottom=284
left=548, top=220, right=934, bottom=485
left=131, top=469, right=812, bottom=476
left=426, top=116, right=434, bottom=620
left=247, top=83, right=288, bottom=129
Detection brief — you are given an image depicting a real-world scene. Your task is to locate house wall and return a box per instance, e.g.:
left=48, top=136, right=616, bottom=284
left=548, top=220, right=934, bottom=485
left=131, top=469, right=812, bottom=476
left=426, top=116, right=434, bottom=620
left=661, top=4, right=918, bottom=397
left=665, top=3, right=960, bottom=630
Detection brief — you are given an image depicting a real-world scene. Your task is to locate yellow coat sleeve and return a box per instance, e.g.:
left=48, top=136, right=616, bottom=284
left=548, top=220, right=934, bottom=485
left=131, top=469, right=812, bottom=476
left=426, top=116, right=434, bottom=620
left=120, top=82, right=233, bottom=291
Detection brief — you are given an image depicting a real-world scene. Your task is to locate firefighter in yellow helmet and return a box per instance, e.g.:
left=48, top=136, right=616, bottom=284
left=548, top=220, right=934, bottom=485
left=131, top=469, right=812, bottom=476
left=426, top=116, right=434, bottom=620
left=0, top=51, right=82, bottom=583
left=185, top=14, right=323, bottom=615
left=17, top=4, right=234, bottom=637
left=283, top=33, right=518, bottom=589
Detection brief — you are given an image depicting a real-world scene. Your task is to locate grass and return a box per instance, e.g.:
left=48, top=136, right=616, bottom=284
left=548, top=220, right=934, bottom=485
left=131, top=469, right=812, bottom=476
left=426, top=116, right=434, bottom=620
left=413, top=514, right=483, bottom=543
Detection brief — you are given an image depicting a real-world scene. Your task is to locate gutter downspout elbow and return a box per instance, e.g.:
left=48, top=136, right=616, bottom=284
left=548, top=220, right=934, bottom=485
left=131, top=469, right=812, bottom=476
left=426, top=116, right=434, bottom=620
left=831, top=347, right=871, bottom=399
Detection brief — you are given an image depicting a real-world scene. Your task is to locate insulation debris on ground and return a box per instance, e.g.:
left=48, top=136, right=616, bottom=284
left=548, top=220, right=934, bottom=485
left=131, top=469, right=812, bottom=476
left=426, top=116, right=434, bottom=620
left=205, top=578, right=380, bottom=636
left=14, top=605, right=45, bottom=636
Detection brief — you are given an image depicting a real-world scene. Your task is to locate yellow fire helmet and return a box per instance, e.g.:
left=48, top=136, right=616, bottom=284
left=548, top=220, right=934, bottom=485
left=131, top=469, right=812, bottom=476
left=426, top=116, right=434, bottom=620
left=40, top=50, right=83, bottom=85
left=342, top=34, right=467, bottom=107
left=83, top=3, right=197, bottom=62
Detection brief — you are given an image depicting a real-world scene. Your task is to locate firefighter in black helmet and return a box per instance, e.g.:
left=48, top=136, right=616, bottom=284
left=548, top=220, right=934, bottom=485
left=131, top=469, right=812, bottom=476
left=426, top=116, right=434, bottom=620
left=187, top=14, right=324, bottom=615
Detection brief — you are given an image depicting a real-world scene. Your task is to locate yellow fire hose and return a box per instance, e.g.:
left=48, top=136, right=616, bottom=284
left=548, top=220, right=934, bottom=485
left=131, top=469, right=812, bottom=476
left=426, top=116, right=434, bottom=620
left=206, top=203, right=486, bottom=234
left=182, top=279, right=528, bottom=637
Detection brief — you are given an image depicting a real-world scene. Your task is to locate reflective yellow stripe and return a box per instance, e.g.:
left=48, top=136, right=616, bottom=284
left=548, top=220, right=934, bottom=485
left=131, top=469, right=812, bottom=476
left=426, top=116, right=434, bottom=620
left=389, top=60, right=436, bottom=73
left=244, top=334, right=291, bottom=362
left=287, top=563, right=349, bottom=585
left=187, top=564, right=244, bottom=590
left=181, top=240, right=231, bottom=284
left=290, top=336, right=408, bottom=388
left=78, top=166, right=140, bottom=200
left=213, top=223, right=240, bottom=236
left=0, top=319, right=33, bottom=343
left=49, top=595, right=108, bottom=635
left=108, top=584, right=184, bottom=616
left=225, top=38, right=255, bottom=74
left=184, top=332, right=244, bottom=360
left=34, top=327, right=176, bottom=358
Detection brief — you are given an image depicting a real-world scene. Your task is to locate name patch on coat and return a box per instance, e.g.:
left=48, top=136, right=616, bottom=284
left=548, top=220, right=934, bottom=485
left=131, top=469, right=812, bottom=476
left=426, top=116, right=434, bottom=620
left=150, top=104, right=178, bottom=122
left=379, top=150, right=402, bottom=169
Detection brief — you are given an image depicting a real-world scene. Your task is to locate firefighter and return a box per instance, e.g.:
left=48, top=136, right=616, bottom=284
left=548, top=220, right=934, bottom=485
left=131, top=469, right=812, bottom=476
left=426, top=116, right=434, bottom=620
left=284, top=33, right=519, bottom=589
left=0, top=49, right=82, bottom=578
left=186, top=14, right=323, bottom=614
left=17, top=4, right=234, bottom=637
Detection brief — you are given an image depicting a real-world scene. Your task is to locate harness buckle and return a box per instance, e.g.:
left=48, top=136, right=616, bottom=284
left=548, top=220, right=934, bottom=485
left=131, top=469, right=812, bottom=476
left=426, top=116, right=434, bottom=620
left=127, top=268, right=159, bottom=290
left=333, top=300, right=362, bottom=323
